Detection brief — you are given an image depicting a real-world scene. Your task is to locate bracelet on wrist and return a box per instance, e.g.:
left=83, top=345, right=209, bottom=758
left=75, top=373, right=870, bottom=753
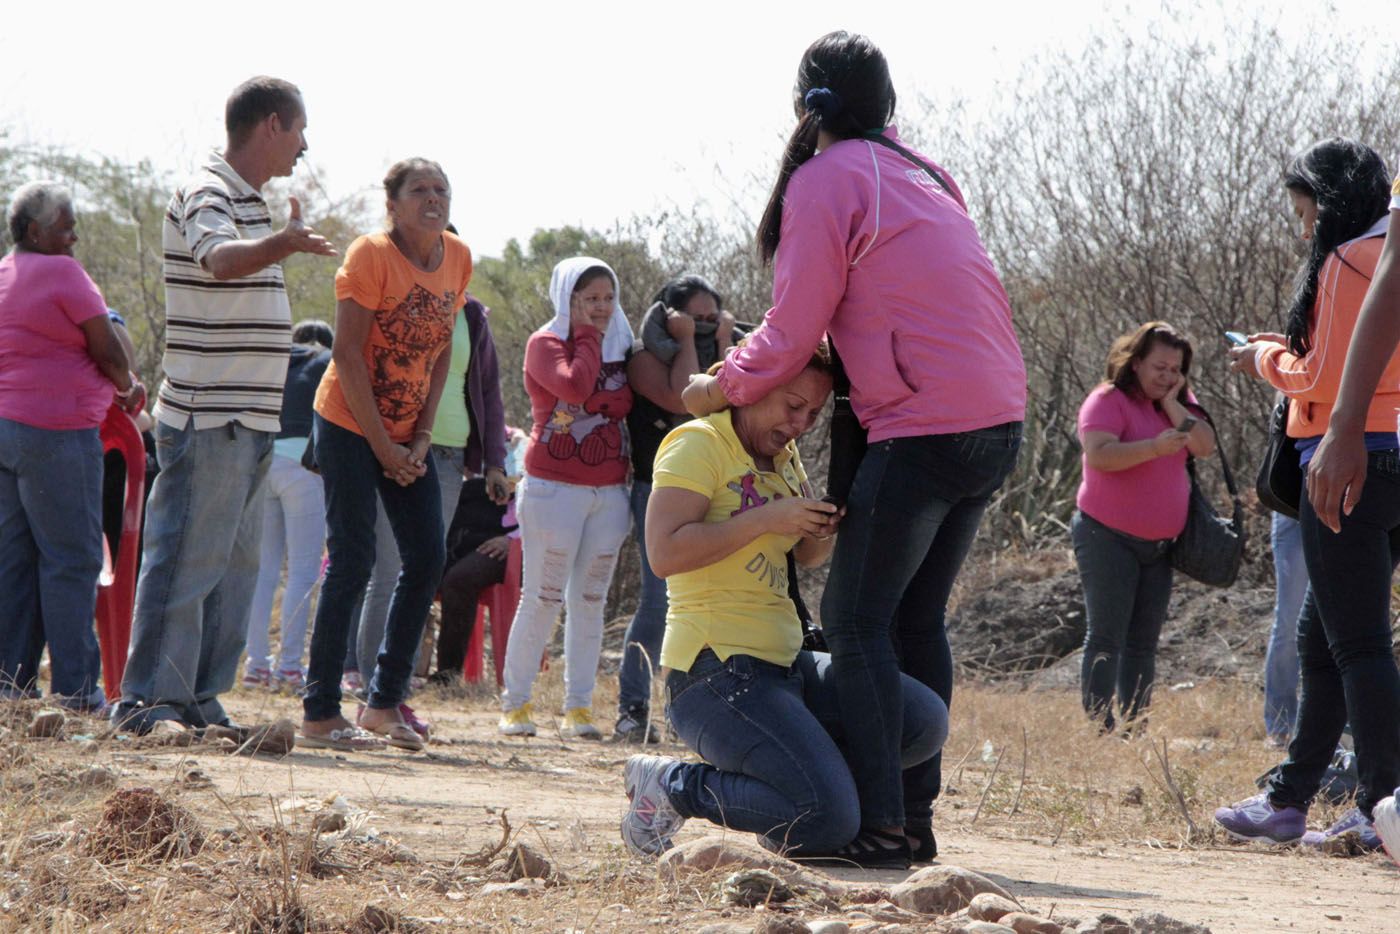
left=413, top=429, right=432, bottom=442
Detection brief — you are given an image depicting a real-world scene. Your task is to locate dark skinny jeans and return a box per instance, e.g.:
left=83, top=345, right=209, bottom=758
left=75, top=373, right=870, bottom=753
left=821, top=423, right=1021, bottom=830
left=303, top=416, right=446, bottom=720
left=1071, top=510, right=1174, bottom=731
left=1268, top=450, right=1400, bottom=818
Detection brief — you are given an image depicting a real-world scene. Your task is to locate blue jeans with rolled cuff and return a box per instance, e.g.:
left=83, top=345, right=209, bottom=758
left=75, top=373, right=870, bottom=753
left=303, top=415, right=445, bottom=721
left=820, top=423, right=1021, bottom=831
left=661, top=649, right=947, bottom=854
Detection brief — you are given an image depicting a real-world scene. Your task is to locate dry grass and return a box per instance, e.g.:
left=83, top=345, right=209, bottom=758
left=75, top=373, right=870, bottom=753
left=0, top=649, right=1389, bottom=932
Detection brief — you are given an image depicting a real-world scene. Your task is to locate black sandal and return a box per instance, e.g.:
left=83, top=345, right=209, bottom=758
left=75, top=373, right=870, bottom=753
left=906, top=825, right=937, bottom=863
left=793, top=827, right=912, bottom=870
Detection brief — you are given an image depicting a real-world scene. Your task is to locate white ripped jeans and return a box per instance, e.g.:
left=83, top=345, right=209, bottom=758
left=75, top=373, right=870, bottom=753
left=501, top=474, right=630, bottom=713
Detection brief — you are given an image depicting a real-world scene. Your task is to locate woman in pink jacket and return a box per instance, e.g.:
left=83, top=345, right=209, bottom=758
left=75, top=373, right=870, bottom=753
left=685, top=32, right=1025, bottom=867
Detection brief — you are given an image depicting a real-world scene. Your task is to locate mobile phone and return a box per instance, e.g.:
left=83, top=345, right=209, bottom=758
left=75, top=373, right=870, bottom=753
left=1176, top=416, right=1198, bottom=433
left=1225, top=330, right=1247, bottom=346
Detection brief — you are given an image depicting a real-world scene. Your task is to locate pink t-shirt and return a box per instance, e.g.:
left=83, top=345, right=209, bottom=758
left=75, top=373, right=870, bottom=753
left=1076, top=384, right=1190, bottom=540
left=0, top=252, right=113, bottom=430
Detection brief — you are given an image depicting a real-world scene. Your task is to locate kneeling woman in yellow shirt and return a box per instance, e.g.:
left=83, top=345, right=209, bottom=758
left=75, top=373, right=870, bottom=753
left=619, top=347, right=947, bottom=869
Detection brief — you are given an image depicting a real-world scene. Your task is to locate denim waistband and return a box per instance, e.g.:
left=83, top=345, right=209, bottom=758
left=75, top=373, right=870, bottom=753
left=1078, top=510, right=1174, bottom=551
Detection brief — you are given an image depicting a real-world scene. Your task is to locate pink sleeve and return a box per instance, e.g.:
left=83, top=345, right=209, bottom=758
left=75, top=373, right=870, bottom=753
left=526, top=328, right=602, bottom=404
left=1078, top=387, right=1125, bottom=437
left=717, top=169, right=847, bottom=406
left=56, top=257, right=107, bottom=326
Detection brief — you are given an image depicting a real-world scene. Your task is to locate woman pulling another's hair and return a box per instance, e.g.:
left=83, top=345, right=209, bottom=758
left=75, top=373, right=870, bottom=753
left=684, top=31, right=1024, bottom=866
left=498, top=257, right=634, bottom=739
left=620, top=348, right=947, bottom=861
left=300, top=158, right=469, bottom=752
left=1073, top=323, right=1215, bottom=732
left=1215, top=138, right=1400, bottom=852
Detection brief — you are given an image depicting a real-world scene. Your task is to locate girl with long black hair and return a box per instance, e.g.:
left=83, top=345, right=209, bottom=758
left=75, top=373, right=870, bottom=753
left=683, top=31, right=1025, bottom=867
left=1216, top=138, right=1400, bottom=851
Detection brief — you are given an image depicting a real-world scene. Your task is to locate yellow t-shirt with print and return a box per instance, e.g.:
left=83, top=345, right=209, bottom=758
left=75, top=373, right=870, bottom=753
left=1391, top=167, right=1400, bottom=212
left=654, top=409, right=809, bottom=672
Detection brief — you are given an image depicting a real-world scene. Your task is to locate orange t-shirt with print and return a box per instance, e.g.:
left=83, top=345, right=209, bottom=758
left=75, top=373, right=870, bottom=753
left=315, top=231, right=473, bottom=443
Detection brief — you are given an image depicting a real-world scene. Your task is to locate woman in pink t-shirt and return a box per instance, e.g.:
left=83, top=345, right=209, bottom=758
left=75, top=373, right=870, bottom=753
left=0, top=181, right=143, bottom=710
left=1073, top=322, right=1215, bottom=732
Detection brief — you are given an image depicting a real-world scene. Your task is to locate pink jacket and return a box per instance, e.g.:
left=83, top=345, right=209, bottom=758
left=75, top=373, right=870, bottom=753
left=717, top=127, right=1026, bottom=442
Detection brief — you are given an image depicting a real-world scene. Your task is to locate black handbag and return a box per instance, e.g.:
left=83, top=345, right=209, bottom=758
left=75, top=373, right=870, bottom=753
left=1255, top=397, right=1302, bottom=519
left=1171, top=406, right=1244, bottom=587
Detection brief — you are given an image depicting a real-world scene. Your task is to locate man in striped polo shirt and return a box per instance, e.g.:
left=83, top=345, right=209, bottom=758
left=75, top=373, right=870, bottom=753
left=113, top=77, right=336, bottom=735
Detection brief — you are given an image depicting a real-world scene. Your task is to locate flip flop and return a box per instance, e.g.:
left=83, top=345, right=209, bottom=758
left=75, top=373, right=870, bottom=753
left=364, top=720, right=424, bottom=752
left=297, top=725, right=385, bottom=752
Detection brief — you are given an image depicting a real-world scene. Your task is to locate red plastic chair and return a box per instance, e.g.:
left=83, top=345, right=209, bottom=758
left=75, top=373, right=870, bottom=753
left=463, top=537, right=522, bottom=686
left=96, top=404, right=146, bottom=702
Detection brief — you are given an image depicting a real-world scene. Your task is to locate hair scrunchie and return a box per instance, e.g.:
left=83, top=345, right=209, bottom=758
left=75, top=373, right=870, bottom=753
left=803, top=86, right=843, bottom=120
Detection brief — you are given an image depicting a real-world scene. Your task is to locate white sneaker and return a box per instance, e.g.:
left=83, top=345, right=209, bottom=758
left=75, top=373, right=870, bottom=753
left=1374, top=794, right=1400, bottom=868
left=498, top=703, right=537, bottom=737
left=560, top=707, right=603, bottom=740
left=621, top=755, right=685, bottom=857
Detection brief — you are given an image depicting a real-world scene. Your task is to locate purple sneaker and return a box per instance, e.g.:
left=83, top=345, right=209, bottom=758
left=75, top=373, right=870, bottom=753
left=1301, top=807, right=1381, bottom=852
left=1213, top=793, right=1306, bottom=844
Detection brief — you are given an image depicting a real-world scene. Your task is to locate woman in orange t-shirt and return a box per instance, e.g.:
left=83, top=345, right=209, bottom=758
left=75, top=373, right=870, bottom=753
left=301, top=158, right=471, bottom=752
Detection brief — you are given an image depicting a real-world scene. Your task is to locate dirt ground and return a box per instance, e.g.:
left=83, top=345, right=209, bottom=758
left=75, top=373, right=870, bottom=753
left=6, top=675, right=1395, bottom=934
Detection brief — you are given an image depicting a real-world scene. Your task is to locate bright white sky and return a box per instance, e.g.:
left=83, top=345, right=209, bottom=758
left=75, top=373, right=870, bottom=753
left=2, top=0, right=1391, bottom=256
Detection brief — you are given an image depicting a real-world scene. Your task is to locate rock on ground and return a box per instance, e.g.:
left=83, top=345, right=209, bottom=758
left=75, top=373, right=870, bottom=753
left=999, top=912, right=1063, bottom=934
left=889, top=865, right=1014, bottom=916
left=968, top=892, right=1022, bottom=922
left=1129, top=913, right=1211, bottom=934
left=28, top=709, right=66, bottom=738
left=658, top=835, right=862, bottom=900
left=504, top=841, right=551, bottom=880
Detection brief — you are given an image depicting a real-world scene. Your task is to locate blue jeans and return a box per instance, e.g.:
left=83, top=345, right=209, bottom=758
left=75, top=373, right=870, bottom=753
left=0, top=418, right=105, bottom=703
left=303, top=416, right=445, bottom=720
left=821, top=423, right=1021, bottom=829
left=119, top=418, right=272, bottom=727
left=618, top=480, right=668, bottom=713
left=1071, top=510, right=1174, bottom=731
left=663, top=649, right=947, bottom=853
left=1266, top=513, right=1307, bottom=739
left=1268, top=451, right=1400, bottom=817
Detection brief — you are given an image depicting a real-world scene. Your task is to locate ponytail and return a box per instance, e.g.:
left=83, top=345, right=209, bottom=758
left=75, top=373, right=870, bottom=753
left=755, top=31, right=896, bottom=266
left=757, top=111, right=823, bottom=265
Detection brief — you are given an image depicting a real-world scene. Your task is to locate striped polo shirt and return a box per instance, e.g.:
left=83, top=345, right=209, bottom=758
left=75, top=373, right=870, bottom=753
left=154, top=152, right=291, bottom=432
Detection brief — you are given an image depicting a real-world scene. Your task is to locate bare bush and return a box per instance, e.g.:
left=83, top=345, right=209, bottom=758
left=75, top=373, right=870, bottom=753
left=907, top=12, right=1400, bottom=549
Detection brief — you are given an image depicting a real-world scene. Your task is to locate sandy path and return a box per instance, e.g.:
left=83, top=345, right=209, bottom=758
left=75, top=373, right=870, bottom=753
left=116, top=696, right=1395, bottom=934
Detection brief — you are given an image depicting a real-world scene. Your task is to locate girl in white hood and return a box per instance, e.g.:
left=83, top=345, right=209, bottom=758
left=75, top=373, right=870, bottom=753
left=499, top=257, right=634, bottom=738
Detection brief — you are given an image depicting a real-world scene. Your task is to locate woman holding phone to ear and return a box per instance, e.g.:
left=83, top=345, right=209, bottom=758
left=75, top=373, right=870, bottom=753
left=1073, top=322, right=1214, bottom=733
left=1215, top=138, right=1400, bottom=852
